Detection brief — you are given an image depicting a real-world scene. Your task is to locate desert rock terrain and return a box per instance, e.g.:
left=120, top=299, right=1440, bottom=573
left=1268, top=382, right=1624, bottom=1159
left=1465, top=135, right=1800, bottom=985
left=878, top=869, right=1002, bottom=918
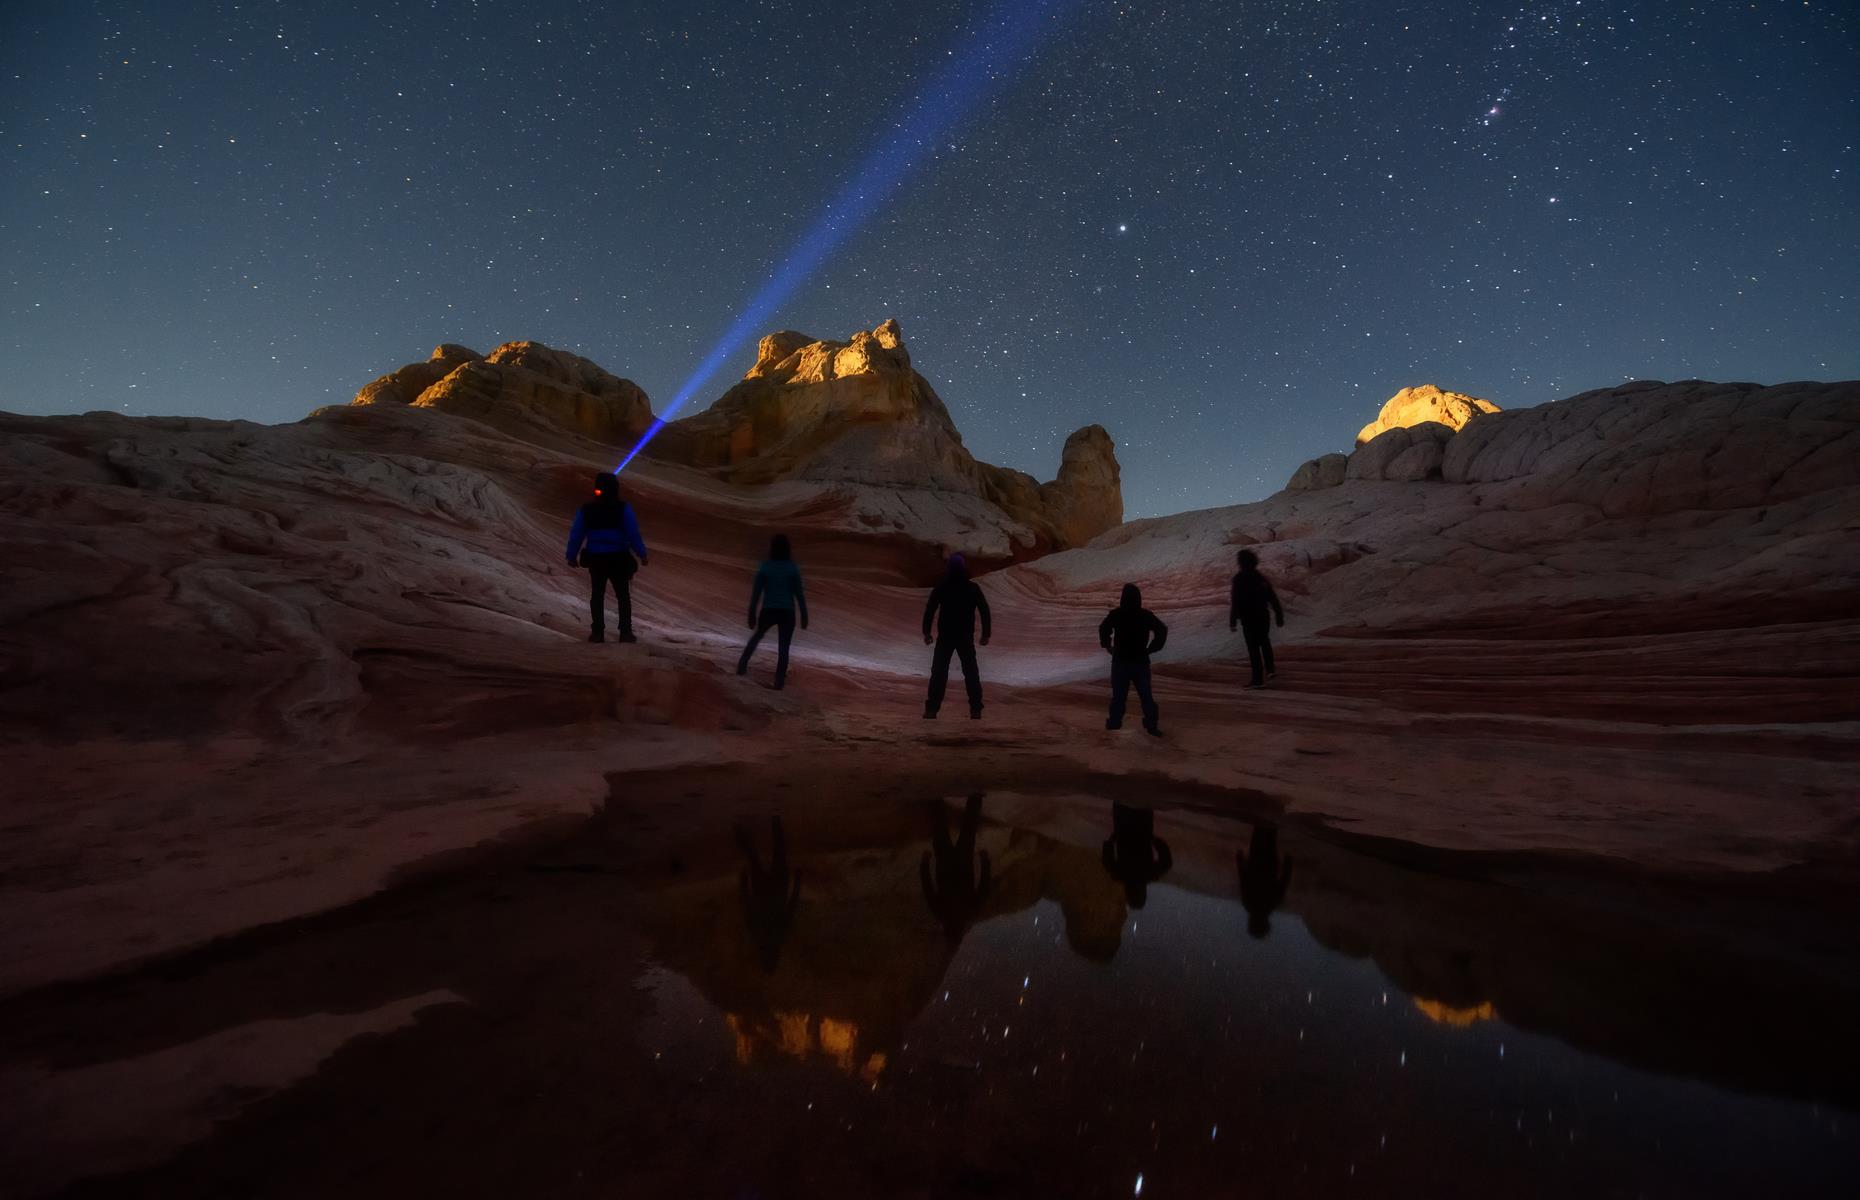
left=1, top=335, right=1857, bottom=1002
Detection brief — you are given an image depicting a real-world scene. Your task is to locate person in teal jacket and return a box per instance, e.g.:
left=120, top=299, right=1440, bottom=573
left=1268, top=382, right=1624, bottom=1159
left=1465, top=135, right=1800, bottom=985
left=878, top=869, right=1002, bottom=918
left=736, top=534, right=808, bottom=689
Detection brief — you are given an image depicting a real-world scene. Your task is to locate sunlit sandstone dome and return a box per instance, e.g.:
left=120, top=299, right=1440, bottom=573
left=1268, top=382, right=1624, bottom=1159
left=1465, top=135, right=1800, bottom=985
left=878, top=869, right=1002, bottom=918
left=1287, top=384, right=1503, bottom=489
left=350, top=319, right=1123, bottom=552
left=352, top=340, right=653, bottom=448
left=1356, top=384, right=1502, bottom=446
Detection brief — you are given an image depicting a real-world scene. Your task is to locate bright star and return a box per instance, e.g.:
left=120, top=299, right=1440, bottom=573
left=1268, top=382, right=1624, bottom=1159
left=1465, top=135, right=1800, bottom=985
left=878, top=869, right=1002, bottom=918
left=1117, top=223, right=1128, bottom=233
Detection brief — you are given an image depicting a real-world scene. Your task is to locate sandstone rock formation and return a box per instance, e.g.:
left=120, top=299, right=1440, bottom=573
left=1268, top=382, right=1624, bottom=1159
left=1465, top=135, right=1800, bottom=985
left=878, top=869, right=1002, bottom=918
left=352, top=341, right=653, bottom=448
left=1355, top=384, right=1499, bottom=446
left=1285, top=451, right=1349, bottom=491
left=353, top=343, right=482, bottom=407
left=1345, top=420, right=1454, bottom=482
left=3, top=373, right=1858, bottom=1010
left=648, top=319, right=1122, bottom=550
left=349, top=323, right=1122, bottom=554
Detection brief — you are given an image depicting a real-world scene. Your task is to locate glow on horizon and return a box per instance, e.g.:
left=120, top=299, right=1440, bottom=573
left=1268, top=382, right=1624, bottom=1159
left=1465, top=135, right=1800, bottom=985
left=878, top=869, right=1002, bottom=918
left=615, top=0, right=1079, bottom=473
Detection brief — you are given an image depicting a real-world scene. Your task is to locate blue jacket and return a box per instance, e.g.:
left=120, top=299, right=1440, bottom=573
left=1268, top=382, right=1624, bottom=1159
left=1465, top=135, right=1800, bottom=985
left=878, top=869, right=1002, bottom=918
left=749, top=560, right=807, bottom=621
left=566, top=499, right=647, bottom=562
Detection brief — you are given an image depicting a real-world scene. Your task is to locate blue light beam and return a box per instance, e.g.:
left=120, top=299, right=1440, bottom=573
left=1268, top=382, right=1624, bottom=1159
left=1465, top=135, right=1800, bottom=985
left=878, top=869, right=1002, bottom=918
left=616, top=0, right=1078, bottom=472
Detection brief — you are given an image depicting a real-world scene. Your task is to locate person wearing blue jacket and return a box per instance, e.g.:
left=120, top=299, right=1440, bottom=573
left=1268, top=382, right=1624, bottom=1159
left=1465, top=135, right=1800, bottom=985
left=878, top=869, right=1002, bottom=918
left=565, top=472, right=648, bottom=642
left=737, top=534, right=808, bottom=688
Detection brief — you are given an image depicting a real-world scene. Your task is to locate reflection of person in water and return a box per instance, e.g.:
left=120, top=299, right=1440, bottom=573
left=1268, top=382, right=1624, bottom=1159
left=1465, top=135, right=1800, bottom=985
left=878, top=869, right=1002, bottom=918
left=920, top=793, right=993, bottom=945
left=1101, top=802, right=1173, bottom=909
left=737, top=816, right=801, bottom=972
left=1236, top=823, right=1294, bottom=939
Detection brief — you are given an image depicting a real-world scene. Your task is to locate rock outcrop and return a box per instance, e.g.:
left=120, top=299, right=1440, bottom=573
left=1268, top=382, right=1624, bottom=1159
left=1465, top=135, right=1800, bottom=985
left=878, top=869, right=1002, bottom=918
left=352, top=341, right=653, bottom=448
left=648, top=319, right=1122, bottom=549
left=1355, top=384, right=1499, bottom=446
left=1285, top=451, right=1349, bottom=492
left=353, top=343, right=483, bottom=407
left=348, top=323, right=1121, bottom=552
left=1290, top=385, right=1501, bottom=490
left=1345, top=420, right=1455, bottom=482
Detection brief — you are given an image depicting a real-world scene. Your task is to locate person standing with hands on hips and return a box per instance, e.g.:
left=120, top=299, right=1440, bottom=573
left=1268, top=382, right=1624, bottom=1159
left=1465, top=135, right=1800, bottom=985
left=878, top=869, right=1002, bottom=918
left=922, top=553, right=991, bottom=720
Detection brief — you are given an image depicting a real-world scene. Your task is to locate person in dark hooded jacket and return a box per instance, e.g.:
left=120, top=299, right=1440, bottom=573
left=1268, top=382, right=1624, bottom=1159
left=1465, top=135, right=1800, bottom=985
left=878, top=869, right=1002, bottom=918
left=1229, top=548, right=1284, bottom=688
left=565, top=472, right=648, bottom=642
left=922, top=553, right=991, bottom=719
left=1099, top=583, right=1167, bottom=735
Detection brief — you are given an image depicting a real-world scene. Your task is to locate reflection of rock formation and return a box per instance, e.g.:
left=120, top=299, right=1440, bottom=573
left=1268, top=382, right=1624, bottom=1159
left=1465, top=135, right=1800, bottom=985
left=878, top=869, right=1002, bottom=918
left=1411, top=997, right=1499, bottom=1027
left=650, top=320, right=1123, bottom=549
left=652, top=801, right=1860, bottom=1109
left=640, top=804, right=1142, bottom=1075
left=723, top=1011, right=887, bottom=1082
left=1267, top=828, right=1860, bottom=1108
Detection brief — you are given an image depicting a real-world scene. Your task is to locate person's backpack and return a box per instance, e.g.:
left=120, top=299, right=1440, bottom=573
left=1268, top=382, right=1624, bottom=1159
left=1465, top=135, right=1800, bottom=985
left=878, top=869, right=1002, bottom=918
left=577, top=499, right=635, bottom=570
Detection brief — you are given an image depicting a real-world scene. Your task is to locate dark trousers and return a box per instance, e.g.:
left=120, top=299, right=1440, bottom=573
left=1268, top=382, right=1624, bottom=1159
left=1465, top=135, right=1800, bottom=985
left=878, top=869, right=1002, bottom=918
left=926, top=638, right=983, bottom=715
left=586, top=552, right=635, bottom=636
left=1108, top=659, right=1159, bottom=728
left=1240, top=615, right=1274, bottom=684
left=737, top=608, right=796, bottom=686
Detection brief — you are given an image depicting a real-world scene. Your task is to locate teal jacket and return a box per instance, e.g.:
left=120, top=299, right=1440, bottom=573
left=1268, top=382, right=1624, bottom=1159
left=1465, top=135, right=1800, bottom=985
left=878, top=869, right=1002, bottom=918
left=749, top=560, right=807, bottom=622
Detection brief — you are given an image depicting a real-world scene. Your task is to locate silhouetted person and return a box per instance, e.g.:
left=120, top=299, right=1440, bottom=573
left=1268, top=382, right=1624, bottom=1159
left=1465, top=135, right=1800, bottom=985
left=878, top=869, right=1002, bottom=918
left=921, top=793, right=992, bottom=945
left=566, top=471, right=649, bottom=642
left=1101, top=802, right=1172, bottom=909
left=1229, top=548, right=1284, bottom=688
left=736, top=534, right=808, bottom=689
left=737, top=816, right=801, bottom=972
left=1099, top=583, right=1168, bottom=735
left=1236, top=823, right=1294, bottom=939
left=922, top=553, right=991, bottom=719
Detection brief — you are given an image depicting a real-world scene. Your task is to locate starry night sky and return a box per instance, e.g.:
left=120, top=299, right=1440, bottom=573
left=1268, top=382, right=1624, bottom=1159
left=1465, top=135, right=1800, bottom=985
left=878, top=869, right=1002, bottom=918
left=4, top=0, right=1855, bottom=517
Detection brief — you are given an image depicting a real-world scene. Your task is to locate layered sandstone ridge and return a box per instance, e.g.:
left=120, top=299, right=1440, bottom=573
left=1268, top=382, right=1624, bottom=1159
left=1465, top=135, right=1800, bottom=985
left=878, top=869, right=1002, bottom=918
left=649, top=319, right=1122, bottom=549
left=1292, top=378, right=1854, bottom=503
left=350, top=321, right=1122, bottom=552
left=353, top=341, right=653, bottom=448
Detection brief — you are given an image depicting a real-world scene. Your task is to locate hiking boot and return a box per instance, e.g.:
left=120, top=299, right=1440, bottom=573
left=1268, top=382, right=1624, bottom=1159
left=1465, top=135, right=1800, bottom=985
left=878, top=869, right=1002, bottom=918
left=969, top=707, right=983, bottom=720
left=588, top=631, right=604, bottom=643
left=1143, top=721, right=1163, bottom=737
left=1105, top=719, right=1122, bottom=730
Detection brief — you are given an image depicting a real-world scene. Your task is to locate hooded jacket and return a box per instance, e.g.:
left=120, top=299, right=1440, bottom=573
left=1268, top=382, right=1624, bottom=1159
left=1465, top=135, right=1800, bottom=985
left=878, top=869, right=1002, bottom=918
left=923, top=557, right=992, bottom=643
left=1099, top=584, right=1168, bottom=663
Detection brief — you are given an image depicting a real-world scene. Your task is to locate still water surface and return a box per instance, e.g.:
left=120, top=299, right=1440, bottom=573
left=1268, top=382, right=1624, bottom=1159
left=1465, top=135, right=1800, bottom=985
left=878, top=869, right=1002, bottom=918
left=2, top=789, right=1853, bottom=1197
left=629, top=794, right=1856, bottom=1197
